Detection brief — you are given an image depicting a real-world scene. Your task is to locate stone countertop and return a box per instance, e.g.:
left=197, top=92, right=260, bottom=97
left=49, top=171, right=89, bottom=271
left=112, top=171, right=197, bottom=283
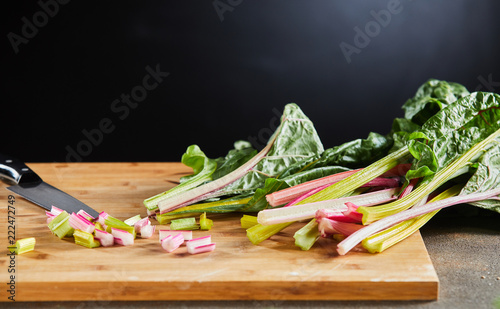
left=7, top=206, right=500, bottom=309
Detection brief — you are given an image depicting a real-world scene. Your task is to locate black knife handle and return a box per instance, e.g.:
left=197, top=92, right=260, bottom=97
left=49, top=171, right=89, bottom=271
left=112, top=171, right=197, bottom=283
left=0, top=153, right=42, bottom=185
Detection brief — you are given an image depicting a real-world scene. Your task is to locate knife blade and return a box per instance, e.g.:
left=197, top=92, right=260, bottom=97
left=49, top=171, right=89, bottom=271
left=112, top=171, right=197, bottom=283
left=0, top=153, right=99, bottom=218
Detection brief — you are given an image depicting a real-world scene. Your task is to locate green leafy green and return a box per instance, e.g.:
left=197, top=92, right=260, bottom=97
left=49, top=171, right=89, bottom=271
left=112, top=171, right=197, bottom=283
left=461, top=143, right=500, bottom=213
left=402, top=79, right=470, bottom=126
left=407, top=92, right=500, bottom=182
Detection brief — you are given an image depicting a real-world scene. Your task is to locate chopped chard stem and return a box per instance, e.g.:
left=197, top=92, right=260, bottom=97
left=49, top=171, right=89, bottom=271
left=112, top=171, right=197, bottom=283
left=186, top=235, right=212, bottom=252
left=296, top=146, right=411, bottom=205
left=161, top=233, right=185, bottom=252
left=140, top=224, right=156, bottom=239
left=188, top=243, right=216, bottom=254
left=8, top=237, right=36, bottom=255
left=159, top=230, right=192, bottom=242
left=69, top=212, right=95, bottom=234
left=94, top=229, right=114, bottom=247
left=111, top=228, right=134, bottom=246
left=74, top=230, right=101, bottom=248
left=48, top=211, right=74, bottom=239
left=200, top=212, right=214, bottom=230
left=124, top=214, right=142, bottom=226
left=170, top=217, right=200, bottom=230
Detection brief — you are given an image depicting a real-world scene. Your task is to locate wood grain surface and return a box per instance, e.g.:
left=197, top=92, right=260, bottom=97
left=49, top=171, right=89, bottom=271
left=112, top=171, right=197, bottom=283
left=0, top=163, right=438, bottom=301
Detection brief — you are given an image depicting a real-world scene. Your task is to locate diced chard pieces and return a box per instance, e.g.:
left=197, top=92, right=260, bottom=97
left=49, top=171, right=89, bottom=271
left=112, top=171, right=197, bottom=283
left=94, top=229, right=114, bottom=247
left=77, top=209, right=96, bottom=221
left=188, top=243, right=216, bottom=254
left=186, top=235, right=211, bottom=252
left=74, top=230, right=100, bottom=248
left=8, top=237, right=36, bottom=255
left=159, top=230, right=192, bottom=242
left=134, top=217, right=150, bottom=233
left=111, top=228, right=134, bottom=246
left=161, top=233, right=184, bottom=252
left=170, top=217, right=199, bottom=230
left=140, top=224, right=155, bottom=239
left=124, top=214, right=142, bottom=226
left=69, top=212, right=95, bottom=234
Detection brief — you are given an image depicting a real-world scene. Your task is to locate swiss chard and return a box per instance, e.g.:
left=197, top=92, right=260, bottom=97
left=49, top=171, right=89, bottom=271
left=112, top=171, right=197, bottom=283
left=358, top=92, right=500, bottom=223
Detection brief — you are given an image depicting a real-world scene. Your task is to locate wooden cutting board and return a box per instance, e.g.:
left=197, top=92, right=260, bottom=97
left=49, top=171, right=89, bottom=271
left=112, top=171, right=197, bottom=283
left=0, top=163, right=438, bottom=302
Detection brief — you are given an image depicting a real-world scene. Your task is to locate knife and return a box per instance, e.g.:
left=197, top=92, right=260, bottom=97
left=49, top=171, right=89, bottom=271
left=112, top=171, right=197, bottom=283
left=0, top=153, right=99, bottom=218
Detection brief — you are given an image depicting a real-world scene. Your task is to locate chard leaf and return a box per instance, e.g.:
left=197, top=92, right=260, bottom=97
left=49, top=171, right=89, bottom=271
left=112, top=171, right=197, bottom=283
left=216, top=103, right=324, bottom=196
left=402, top=79, right=470, bottom=125
left=461, top=143, right=500, bottom=213
left=407, top=92, right=500, bottom=182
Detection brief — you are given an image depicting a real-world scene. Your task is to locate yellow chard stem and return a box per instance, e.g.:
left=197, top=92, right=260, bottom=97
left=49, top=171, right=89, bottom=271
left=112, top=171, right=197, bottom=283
left=297, top=146, right=410, bottom=205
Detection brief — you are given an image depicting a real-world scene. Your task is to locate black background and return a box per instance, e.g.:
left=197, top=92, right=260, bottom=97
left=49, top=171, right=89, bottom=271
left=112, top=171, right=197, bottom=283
left=3, top=0, right=500, bottom=163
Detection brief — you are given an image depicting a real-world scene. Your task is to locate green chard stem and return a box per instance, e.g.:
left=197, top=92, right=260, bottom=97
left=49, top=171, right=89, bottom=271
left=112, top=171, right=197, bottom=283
left=74, top=230, right=101, bottom=248
left=358, top=127, right=500, bottom=225
left=170, top=217, right=200, bottom=230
